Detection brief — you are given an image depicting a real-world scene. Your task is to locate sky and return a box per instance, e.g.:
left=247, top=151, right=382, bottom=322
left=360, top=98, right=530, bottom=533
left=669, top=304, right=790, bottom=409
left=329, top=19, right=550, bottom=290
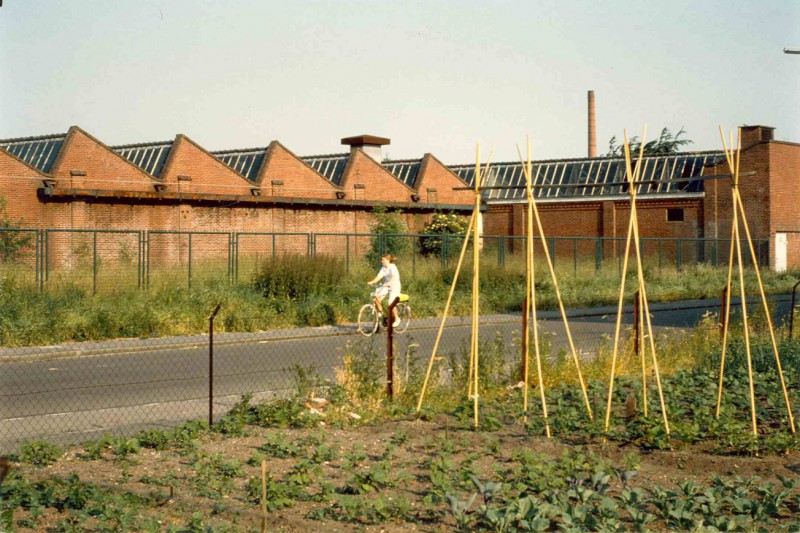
left=1, top=0, right=798, bottom=164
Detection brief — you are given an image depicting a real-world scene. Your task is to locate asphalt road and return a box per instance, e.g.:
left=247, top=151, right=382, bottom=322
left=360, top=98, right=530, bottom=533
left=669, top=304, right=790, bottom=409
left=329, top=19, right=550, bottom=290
left=1, top=294, right=793, bottom=451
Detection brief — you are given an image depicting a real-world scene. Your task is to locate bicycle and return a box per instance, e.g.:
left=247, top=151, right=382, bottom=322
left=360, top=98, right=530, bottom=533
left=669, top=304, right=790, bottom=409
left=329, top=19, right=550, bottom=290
left=358, top=290, right=411, bottom=337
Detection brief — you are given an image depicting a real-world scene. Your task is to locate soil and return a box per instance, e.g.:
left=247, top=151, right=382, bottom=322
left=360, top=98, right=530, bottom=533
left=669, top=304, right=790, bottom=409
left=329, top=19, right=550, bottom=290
left=6, top=414, right=800, bottom=532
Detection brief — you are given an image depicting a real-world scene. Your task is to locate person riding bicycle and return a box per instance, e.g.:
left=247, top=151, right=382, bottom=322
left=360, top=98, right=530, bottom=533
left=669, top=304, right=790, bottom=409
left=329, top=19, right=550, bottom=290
left=368, top=254, right=402, bottom=327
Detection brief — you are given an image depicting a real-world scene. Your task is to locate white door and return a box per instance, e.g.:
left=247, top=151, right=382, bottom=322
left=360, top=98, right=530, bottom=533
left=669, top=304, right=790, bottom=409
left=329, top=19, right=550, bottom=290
left=775, top=233, right=787, bottom=272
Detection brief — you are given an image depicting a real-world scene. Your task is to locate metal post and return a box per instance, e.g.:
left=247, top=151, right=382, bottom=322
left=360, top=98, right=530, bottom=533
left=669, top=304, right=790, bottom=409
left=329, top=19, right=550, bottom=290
left=145, top=231, right=151, bottom=290
left=44, top=229, right=50, bottom=284
left=712, top=239, right=718, bottom=267
left=411, top=235, right=416, bottom=277
left=498, top=236, right=506, bottom=267
left=386, top=296, right=400, bottom=400
left=573, top=239, right=578, bottom=275
left=188, top=233, right=193, bottom=290
left=549, top=237, right=556, bottom=270
left=633, top=289, right=640, bottom=358
left=595, top=237, right=602, bottom=272
left=93, top=232, right=98, bottom=295
left=272, top=233, right=276, bottom=260
left=346, top=234, right=351, bottom=274
left=209, top=303, right=222, bottom=427
left=676, top=238, right=682, bottom=271
left=790, top=280, right=800, bottom=340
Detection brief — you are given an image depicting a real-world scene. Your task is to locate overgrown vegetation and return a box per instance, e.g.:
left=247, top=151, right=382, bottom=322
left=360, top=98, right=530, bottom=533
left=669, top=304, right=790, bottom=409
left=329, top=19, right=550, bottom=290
left=3, top=326, right=800, bottom=531
left=366, top=206, right=410, bottom=264
left=0, top=255, right=797, bottom=347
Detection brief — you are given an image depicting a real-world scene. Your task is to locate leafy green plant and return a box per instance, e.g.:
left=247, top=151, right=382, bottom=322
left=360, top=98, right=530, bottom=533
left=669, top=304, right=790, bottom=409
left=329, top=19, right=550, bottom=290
left=19, top=440, right=63, bottom=467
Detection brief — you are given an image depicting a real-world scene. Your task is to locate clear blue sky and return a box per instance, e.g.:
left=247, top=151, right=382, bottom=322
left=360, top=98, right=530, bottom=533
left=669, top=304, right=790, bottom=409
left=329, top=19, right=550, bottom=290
left=1, top=0, right=798, bottom=164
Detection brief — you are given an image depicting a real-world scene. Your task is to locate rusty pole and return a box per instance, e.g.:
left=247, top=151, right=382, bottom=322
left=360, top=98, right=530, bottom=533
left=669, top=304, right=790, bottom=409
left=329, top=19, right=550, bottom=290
left=386, top=296, right=400, bottom=400
left=209, top=303, right=222, bottom=426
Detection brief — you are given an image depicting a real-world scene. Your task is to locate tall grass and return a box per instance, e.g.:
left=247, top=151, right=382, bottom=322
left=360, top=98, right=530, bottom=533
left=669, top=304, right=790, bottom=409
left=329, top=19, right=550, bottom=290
left=0, top=255, right=797, bottom=347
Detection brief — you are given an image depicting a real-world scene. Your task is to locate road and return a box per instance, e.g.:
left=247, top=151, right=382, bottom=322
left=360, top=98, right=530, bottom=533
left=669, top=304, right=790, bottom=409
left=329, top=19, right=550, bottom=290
left=1, top=294, right=793, bottom=451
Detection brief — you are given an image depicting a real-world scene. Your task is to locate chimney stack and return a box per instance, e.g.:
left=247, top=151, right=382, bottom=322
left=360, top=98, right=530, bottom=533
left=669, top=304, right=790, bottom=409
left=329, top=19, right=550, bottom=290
left=587, top=91, right=597, bottom=158
left=341, top=134, right=391, bottom=163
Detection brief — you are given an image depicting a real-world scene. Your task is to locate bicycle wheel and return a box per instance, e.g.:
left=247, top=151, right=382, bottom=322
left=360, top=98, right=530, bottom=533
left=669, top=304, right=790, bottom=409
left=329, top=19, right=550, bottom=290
left=357, top=304, right=379, bottom=337
left=394, top=302, right=411, bottom=334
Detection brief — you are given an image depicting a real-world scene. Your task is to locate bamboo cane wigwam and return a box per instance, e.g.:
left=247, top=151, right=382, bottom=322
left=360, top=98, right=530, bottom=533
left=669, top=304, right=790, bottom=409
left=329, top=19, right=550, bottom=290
left=515, top=137, right=594, bottom=436
left=603, top=127, right=671, bottom=441
left=715, top=127, right=796, bottom=436
left=416, top=144, right=493, bottom=429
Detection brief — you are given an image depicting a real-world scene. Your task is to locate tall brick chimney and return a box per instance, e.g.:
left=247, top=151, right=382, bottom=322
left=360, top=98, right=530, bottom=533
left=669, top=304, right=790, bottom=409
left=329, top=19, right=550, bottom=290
left=341, top=134, right=391, bottom=163
left=588, top=90, right=597, bottom=158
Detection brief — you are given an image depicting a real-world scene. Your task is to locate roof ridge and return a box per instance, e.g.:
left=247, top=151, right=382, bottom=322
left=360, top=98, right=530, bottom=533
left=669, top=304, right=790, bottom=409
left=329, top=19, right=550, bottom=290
left=300, top=152, right=350, bottom=159
left=212, top=146, right=270, bottom=155
left=448, top=150, right=726, bottom=168
left=0, top=132, right=68, bottom=144
left=111, top=140, right=174, bottom=149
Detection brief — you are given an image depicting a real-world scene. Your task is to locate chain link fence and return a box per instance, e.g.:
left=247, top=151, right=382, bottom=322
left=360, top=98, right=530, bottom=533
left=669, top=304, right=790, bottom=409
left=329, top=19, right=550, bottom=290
left=0, top=228, right=772, bottom=293
left=2, top=294, right=796, bottom=453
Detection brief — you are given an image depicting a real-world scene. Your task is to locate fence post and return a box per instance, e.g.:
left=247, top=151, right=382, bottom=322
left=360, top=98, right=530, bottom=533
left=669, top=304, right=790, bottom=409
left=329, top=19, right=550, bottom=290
left=573, top=239, right=578, bottom=275
left=595, top=237, right=602, bottom=272
left=633, top=289, right=640, bottom=358
left=93, top=231, right=98, bottom=295
left=346, top=234, right=351, bottom=275
left=720, top=285, right=729, bottom=338
left=498, top=236, right=506, bottom=267
left=789, top=280, right=800, bottom=340
left=209, top=303, right=222, bottom=427
left=386, top=296, right=400, bottom=400
left=188, top=233, right=193, bottom=290
left=549, top=237, right=556, bottom=270
left=676, top=238, right=682, bottom=272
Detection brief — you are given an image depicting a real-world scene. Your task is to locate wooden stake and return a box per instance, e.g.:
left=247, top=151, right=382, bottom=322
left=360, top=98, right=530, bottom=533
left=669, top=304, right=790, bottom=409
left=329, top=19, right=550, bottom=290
left=261, top=460, right=267, bottom=533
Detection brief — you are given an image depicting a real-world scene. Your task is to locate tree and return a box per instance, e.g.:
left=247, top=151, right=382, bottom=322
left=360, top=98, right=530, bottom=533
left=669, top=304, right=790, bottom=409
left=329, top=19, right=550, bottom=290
left=418, top=212, right=470, bottom=257
left=0, top=194, right=34, bottom=262
left=607, top=127, right=692, bottom=157
left=367, top=206, right=410, bottom=264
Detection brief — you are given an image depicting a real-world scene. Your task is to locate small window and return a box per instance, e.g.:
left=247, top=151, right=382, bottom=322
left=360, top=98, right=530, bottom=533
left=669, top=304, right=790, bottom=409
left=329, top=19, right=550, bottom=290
left=667, top=208, right=684, bottom=222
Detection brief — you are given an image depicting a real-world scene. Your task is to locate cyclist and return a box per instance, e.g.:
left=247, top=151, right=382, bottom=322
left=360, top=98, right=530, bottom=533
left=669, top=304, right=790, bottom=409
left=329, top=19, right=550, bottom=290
left=368, top=254, right=402, bottom=327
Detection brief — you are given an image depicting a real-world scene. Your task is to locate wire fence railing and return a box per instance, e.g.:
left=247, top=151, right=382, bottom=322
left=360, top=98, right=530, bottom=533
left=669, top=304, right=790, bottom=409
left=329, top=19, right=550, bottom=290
left=0, top=228, right=771, bottom=293
left=1, top=293, right=796, bottom=454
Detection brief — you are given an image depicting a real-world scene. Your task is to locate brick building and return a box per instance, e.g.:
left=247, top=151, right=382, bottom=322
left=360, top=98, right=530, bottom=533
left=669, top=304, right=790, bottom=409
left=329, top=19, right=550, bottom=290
left=0, top=124, right=798, bottom=269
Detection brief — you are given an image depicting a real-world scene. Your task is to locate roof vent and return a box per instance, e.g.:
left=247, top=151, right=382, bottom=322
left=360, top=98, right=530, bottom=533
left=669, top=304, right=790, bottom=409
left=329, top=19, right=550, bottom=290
left=341, top=134, right=390, bottom=163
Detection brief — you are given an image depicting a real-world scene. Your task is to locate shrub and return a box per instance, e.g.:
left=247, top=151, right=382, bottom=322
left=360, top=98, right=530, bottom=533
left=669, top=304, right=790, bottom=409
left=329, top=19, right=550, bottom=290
left=253, top=254, right=345, bottom=299
left=367, top=206, right=410, bottom=264
left=419, top=212, right=470, bottom=257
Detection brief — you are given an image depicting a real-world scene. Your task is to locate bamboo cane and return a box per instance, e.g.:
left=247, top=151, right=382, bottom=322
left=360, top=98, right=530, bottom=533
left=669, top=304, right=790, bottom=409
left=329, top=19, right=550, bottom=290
left=734, top=187, right=796, bottom=433
left=639, top=290, right=647, bottom=417
left=625, top=128, right=670, bottom=435
left=416, top=210, right=476, bottom=412
left=603, top=148, right=637, bottom=436
left=515, top=141, right=593, bottom=421
left=521, top=138, right=550, bottom=437
left=715, top=185, right=738, bottom=417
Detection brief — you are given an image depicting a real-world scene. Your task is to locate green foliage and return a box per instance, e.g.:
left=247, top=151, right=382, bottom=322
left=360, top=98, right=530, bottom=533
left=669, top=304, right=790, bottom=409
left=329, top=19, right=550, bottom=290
left=19, top=440, right=63, bottom=467
left=0, top=194, right=34, bottom=262
left=607, top=126, right=693, bottom=156
left=419, top=212, right=470, bottom=257
left=366, top=206, right=410, bottom=264
left=253, top=254, right=345, bottom=300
